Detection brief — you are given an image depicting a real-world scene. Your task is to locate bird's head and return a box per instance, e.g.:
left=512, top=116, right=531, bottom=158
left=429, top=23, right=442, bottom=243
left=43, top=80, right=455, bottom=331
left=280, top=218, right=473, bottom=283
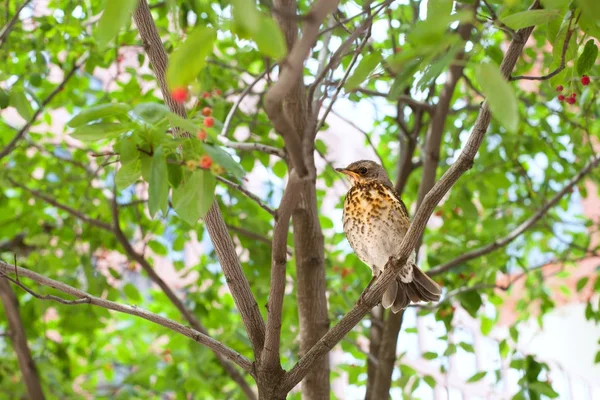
left=335, top=160, right=391, bottom=186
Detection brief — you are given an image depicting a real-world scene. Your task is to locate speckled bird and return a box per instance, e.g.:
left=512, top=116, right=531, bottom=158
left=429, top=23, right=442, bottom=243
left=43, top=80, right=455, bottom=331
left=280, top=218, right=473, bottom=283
left=336, top=160, right=441, bottom=313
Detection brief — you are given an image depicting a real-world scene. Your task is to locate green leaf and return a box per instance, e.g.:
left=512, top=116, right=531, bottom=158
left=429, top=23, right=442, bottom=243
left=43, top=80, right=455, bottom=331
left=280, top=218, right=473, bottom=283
left=68, top=103, right=131, bottom=127
left=422, top=352, right=437, bottom=360
left=529, top=382, right=559, bottom=398
left=576, top=0, right=600, bottom=22
left=0, top=89, right=9, bottom=109
left=172, top=170, right=216, bottom=226
left=10, top=91, right=34, bottom=120
left=501, top=10, right=560, bottom=30
left=253, top=17, right=287, bottom=60
left=423, top=375, right=436, bottom=389
left=120, top=135, right=139, bottom=164
left=148, top=240, right=168, bottom=256
left=541, top=0, right=569, bottom=9
left=71, top=123, right=129, bottom=141
left=133, top=103, right=169, bottom=124
left=232, top=0, right=260, bottom=35
left=475, top=62, right=519, bottom=133
left=148, top=147, right=169, bottom=217
left=595, top=351, right=600, bottom=364
left=466, top=371, right=486, bottom=383
left=480, top=317, right=493, bottom=335
left=95, top=0, right=137, bottom=49
left=203, top=145, right=245, bottom=180
left=499, top=339, right=509, bottom=358
left=576, top=276, right=589, bottom=292
left=272, top=160, right=287, bottom=178
left=167, top=155, right=183, bottom=189
left=344, top=52, right=382, bottom=91
left=509, top=325, right=519, bottom=342
left=166, top=112, right=200, bottom=136
left=167, top=27, right=216, bottom=88
left=459, top=290, right=482, bottom=317
left=459, top=342, right=474, bottom=352
left=115, top=160, right=141, bottom=190
left=576, top=39, right=598, bottom=75
left=123, top=283, right=142, bottom=302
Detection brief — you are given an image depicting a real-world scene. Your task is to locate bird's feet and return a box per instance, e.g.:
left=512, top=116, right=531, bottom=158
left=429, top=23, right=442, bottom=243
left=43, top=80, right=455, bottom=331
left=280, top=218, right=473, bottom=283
left=358, top=275, right=378, bottom=307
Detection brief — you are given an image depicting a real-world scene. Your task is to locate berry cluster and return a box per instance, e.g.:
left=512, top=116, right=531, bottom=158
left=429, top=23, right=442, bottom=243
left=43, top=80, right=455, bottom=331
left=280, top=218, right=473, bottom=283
left=556, top=75, right=591, bottom=105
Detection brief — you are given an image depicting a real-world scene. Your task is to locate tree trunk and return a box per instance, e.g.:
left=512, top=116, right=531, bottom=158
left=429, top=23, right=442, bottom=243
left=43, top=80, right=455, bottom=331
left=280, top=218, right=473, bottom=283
left=370, top=310, right=404, bottom=400
left=293, top=184, right=331, bottom=399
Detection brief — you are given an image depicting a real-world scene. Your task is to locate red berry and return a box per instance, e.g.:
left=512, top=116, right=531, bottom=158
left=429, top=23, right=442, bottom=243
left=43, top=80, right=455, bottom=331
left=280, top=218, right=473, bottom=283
left=558, top=94, right=565, bottom=101
left=171, top=87, right=188, bottom=103
left=202, top=107, right=212, bottom=117
left=199, top=155, right=212, bottom=169
left=213, top=89, right=222, bottom=96
left=566, top=96, right=576, bottom=104
left=571, top=92, right=576, bottom=98
left=197, top=130, right=207, bottom=141
left=204, top=116, right=214, bottom=127
left=556, top=85, right=564, bottom=92
left=581, top=75, right=590, bottom=86
left=202, top=92, right=211, bottom=99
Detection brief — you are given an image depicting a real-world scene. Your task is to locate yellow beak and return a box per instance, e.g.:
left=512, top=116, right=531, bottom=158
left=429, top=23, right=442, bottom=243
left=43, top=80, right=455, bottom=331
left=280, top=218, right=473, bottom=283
left=335, top=168, right=359, bottom=180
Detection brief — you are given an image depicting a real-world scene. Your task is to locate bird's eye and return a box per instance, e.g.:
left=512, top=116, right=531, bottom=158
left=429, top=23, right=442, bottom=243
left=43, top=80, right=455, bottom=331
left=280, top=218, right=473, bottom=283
left=358, top=167, right=368, bottom=175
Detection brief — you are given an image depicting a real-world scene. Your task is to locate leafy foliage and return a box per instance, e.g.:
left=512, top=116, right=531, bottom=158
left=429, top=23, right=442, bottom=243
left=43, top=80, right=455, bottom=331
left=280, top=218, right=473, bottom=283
left=1, top=0, right=599, bottom=398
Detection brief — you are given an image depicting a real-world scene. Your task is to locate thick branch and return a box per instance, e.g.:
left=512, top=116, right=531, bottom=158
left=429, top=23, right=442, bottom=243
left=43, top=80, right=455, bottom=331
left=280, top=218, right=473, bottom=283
left=0, top=261, right=254, bottom=375
left=262, top=175, right=304, bottom=371
left=428, top=153, right=600, bottom=276
left=134, top=0, right=266, bottom=362
left=0, top=277, right=45, bottom=400
left=277, top=2, right=540, bottom=392
left=264, top=0, right=339, bottom=176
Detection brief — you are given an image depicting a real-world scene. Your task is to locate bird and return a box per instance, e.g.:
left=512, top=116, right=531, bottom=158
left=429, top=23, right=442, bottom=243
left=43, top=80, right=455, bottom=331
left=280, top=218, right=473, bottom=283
left=336, top=160, right=441, bottom=313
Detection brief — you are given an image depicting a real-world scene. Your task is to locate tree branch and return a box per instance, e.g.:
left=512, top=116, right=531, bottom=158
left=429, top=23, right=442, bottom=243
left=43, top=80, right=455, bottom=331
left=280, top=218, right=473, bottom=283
left=262, top=174, right=304, bottom=371
left=0, top=58, right=84, bottom=161
left=276, top=1, right=540, bottom=393
left=222, top=141, right=286, bottom=159
left=428, top=153, right=600, bottom=277
left=0, top=261, right=254, bottom=375
left=0, top=276, right=45, bottom=400
left=134, top=0, right=266, bottom=363
left=0, top=0, right=31, bottom=49
left=216, top=175, right=277, bottom=217
left=264, top=0, right=339, bottom=176
left=510, top=11, right=575, bottom=81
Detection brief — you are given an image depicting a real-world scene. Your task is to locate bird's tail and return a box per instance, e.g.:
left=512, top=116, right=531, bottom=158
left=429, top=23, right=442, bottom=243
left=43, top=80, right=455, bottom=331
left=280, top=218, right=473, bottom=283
left=381, top=264, right=441, bottom=313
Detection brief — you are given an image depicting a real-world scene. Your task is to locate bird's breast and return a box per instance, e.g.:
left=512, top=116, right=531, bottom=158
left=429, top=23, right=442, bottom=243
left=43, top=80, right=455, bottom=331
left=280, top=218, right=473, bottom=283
left=342, top=183, right=409, bottom=274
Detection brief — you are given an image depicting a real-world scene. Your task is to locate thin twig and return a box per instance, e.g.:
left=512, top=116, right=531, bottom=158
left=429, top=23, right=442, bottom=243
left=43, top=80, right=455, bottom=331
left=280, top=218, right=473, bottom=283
left=428, top=153, right=600, bottom=276
left=0, top=260, right=254, bottom=374
left=216, top=175, right=276, bottom=217
left=0, top=0, right=31, bottom=48
left=0, top=58, right=85, bottom=161
left=220, top=68, right=272, bottom=138
left=510, top=12, right=575, bottom=81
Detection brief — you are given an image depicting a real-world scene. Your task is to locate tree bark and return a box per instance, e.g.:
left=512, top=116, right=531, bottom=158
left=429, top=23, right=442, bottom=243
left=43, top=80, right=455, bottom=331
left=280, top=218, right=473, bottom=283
left=0, top=278, right=46, bottom=400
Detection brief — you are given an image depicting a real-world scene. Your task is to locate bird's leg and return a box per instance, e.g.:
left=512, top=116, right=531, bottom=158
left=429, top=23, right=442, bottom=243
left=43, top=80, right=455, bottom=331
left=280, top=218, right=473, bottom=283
left=358, top=272, right=378, bottom=307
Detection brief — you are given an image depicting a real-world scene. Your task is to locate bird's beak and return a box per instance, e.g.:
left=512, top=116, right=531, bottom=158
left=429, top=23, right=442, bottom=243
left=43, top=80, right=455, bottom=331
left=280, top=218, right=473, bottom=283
left=335, top=168, right=359, bottom=180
